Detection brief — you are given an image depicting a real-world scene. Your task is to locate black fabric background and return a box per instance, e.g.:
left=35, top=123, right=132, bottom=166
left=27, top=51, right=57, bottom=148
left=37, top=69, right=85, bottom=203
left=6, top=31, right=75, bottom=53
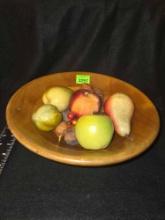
left=0, top=0, right=165, bottom=219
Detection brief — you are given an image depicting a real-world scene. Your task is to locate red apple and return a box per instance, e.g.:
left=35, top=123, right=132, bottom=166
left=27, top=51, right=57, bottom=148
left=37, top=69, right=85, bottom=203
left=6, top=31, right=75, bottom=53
left=104, top=93, right=134, bottom=137
left=69, top=89, right=101, bottom=118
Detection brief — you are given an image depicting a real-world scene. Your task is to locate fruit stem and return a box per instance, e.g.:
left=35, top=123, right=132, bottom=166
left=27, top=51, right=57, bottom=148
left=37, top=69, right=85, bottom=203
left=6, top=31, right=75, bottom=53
left=58, top=135, right=63, bottom=143
left=84, top=91, right=89, bottom=96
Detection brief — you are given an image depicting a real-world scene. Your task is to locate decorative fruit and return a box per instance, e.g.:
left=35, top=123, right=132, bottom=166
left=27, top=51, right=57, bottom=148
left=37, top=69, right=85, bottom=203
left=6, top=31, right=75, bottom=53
left=81, top=84, right=104, bottom=100
left=67, top=112, right=77, bottom=121
left=64, top=127, right=78, bottom=146
left=54, top=121, right=69, bottom=138
left=69, top=89, right=101, bottom=118
left=32, top=104, right=62, bottom=131
left=42, top=86, right=73, bottom=112
left=54, top=121, right=78, bottom=145
left=75, top=115, right=114, bottom=150
left=104, top=93, right=134, bottom=137
left=62, top=109, right=70, bottom=122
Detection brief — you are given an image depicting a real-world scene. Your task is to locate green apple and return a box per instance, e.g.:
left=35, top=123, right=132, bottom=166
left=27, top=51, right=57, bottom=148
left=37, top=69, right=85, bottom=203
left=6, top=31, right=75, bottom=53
left=32, top=104, right=62, bottom=131
left=42, top=86, right=73, bottom=112
left=75, top=115, right=114, bottom=150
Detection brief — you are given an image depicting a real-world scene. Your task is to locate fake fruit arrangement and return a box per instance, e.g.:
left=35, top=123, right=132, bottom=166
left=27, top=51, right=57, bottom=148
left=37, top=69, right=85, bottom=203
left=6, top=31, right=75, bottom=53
left=75, top=115, right=114, bottom=150
left=42, top=86, right=73, bottom=112
left=32, top=84, right=134, bottom=150
left=32, top=104, right=62, bottom=131
left=104, top=93, right=134, bottom=137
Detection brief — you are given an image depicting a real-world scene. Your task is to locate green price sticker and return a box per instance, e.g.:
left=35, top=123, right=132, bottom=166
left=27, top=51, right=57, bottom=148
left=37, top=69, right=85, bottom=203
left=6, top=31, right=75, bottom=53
left=76, top=74, right=91, bottom=84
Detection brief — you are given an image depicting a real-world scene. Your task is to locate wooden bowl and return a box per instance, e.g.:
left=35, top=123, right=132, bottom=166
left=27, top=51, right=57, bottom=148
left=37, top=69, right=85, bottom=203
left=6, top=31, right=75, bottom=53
left=6, top=72, right=160, bottom=166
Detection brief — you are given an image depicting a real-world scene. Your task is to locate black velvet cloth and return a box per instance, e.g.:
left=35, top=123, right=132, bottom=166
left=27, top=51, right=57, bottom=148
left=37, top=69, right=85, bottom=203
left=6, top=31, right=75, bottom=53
left=0, top=0, right=165, bottom=219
